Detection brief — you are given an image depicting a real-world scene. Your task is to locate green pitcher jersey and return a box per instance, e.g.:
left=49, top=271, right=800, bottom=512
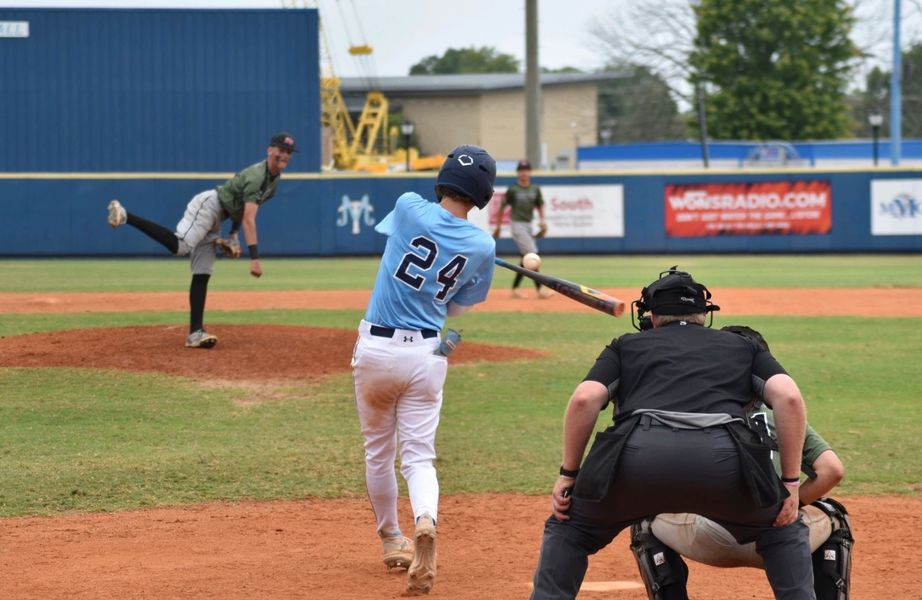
left=216, top=160, right=280, bottom=222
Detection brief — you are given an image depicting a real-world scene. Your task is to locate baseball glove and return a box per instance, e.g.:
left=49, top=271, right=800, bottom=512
left=536, top=222, right=548, bottom=238
left=216, top=237, right=241, bottom=259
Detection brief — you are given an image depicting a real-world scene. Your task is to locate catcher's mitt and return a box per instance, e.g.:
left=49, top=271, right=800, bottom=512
left=535, top=222, right=548, bottom=238
left=216, top=237, right=241, bottom=259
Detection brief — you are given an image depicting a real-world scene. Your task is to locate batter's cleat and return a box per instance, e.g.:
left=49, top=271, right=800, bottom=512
left=511, top=288, right=525, bottom=299
left=107, top=199, right=127, bottom=228
left=185, top=329, right=217, bottom=349
left=406, top=514, right=437, bottom=595
left=537, top=287, right=554, bottom=299
left=381, top=533, right=414, bottom=571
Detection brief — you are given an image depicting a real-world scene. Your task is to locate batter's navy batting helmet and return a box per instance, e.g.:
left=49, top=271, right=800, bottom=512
left=435, top=145, right=497, bottom=209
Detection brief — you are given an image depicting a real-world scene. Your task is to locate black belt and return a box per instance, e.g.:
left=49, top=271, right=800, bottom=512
left=370, top=325, right=438, bottom=339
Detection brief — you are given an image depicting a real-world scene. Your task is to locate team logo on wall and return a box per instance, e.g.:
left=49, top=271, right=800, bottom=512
left=336, top=194, right=376, bottom=235
left=870, top=180, right=922, bottom=235
left=879, top=194, right=920, bottom=219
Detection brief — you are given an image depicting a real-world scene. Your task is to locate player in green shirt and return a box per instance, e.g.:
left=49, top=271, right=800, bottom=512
left=106, top=133, right=296, bottom=348
left=492, top=159, right=550, bottom=298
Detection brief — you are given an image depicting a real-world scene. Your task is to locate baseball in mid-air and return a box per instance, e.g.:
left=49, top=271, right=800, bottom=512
left=523, top=252, right=541, bottom=270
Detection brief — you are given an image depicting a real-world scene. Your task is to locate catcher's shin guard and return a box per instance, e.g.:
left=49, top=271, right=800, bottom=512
left=629, top=519, right=690, bottom=600
left=811, top=498, right=854, bottom=600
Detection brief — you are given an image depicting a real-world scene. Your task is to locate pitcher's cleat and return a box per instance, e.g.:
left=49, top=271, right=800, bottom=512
left=185, top=329, right=217, bottom=349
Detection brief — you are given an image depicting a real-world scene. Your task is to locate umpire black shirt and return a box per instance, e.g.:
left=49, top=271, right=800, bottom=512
left=584, top=321, right=787, bottom=421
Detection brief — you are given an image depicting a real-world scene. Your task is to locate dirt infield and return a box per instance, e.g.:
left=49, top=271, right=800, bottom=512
left=2, top=286, right=921, bottom=315
left=3, top=494, right=920, bottom=600
left=2, top=289, right=920, bottom=599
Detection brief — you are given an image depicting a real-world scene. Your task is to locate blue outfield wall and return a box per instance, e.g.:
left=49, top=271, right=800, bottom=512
left=0, top=8, right=321, bottom=173
left=2, top=167, right=921, bottom=257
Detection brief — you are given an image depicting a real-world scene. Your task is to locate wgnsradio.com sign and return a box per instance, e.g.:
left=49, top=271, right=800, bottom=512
left=665, top=181, right=831, bottom=237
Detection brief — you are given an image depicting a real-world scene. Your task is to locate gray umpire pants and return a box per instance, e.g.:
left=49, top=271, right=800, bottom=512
left=530, top=422, right=815, bottom=600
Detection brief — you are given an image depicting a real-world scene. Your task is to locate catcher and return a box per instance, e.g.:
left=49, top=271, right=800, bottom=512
left=107, top=132, right=296, bottom=348
left=492, top=159, right=550, bottom=298
left=630, top=325, right=854, bottom=600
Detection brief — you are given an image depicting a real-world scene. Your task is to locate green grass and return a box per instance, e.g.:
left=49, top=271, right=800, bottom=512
left=0, top=255, right=920, bottom=517
left=1, top=253, right=920, bottom=292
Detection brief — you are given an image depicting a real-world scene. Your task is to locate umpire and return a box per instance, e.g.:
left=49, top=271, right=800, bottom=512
left=530, top=268, right=815, bottom=600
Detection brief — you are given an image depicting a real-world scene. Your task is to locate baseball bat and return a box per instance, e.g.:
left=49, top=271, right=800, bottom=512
left=494, top=257, right=626, bottom=317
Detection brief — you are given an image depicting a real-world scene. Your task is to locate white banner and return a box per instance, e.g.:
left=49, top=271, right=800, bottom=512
left=871, top=179, right=922, bottom=236
left=0, top=22, right=29, bottom=38
left=471, top=184, right=624, bottom=238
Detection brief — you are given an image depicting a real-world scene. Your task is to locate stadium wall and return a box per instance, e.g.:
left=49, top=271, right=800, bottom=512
left=0, top=8, right=320, bottom=173
left=2, top=168, right=920, bottom=256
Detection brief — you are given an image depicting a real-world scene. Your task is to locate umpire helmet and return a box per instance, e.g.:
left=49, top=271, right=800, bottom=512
left=435, top=145, right=497, bottom=209
left=636, top=266, right=720, bottom=316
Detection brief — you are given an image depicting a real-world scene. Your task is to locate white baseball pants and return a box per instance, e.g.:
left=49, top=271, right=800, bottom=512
left=352, top=320, right=447, bottom=537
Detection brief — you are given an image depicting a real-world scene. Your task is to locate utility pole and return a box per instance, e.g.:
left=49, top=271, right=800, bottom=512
left=696, top=83, right=710, bottom=168
left=525, top=0, right=541, bottom=168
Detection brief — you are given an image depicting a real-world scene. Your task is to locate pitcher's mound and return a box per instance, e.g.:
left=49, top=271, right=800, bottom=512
left=0, top=324, right=546, bottom=381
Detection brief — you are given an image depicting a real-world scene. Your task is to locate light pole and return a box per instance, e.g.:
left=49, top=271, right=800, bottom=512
left=869, top=112, right=883, bottom=166
left=400, top=120, right=415, bottom=172
left=696, top=82, right=710, bottom=168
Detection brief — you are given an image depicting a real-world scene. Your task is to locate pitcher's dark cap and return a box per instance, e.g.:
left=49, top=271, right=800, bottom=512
left=270, top=132, right=297, bottom=152
left=516, top=159, right=532, bottom=171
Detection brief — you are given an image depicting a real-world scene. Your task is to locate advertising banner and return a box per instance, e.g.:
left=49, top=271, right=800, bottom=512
left=870, top=179, right=922, bottom=235
left=472, top=184, right=625, bottom=238
left=665, top=181, right=831, bottom=237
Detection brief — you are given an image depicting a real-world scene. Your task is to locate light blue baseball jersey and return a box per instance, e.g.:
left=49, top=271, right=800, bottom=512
left=365, top=192, right=496, bottom=331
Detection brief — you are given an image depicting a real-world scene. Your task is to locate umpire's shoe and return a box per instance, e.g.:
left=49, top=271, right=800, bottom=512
left=186, top=329, right=217, bottom=349
left=407, top=513, right=437, bottom=595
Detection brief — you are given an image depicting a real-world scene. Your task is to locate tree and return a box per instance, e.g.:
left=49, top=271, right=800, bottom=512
left=542, top=66, right=582, bottom=73
left=850, top=42, right=922, bottom=138
left=598, top=66, right=686, bottom=142
left=588, top=0, right=697, bottom=107
left=689, top=0, right=859, bottom=140
left=847, top=64, right=888, bottom=138
left=409, top=46, right=519, bottom=75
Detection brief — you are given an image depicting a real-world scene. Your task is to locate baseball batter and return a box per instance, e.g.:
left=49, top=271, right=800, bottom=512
left=106, top=133, right=295, bottom=348
left=492, top=159, right=550, bottom=298
left=351, top=145, right=497, bottom=595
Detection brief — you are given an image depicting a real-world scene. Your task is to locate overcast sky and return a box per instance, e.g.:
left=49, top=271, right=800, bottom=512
left=4, top=0, right=918, bottom=86
left=2, top=0, right=616, bottom=78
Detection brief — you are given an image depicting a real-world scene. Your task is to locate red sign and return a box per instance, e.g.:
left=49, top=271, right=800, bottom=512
left=665, top=181, right=832, bottom=237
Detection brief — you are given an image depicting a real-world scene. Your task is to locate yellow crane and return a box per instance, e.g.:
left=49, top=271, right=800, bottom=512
left=286, top=0, right=390, bottom=171
left=286, top=0, right=442, bottom=172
